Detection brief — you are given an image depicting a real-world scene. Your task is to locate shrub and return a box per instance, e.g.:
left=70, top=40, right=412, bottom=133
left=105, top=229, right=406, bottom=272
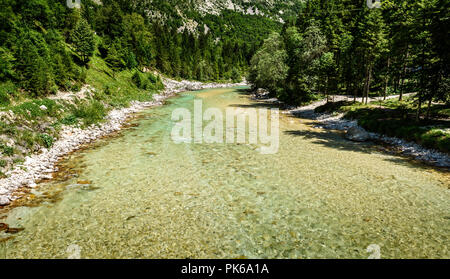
left=315, top=101, right=354, bottom=114
left=231, top=67, right=242, bottom=83
left=72, top=100, right=106, bottom=126
left=0, top=144, right=14, bottom=156
left=437, top=135, right=450, bottom=153
left=72, top=82, right=82, bottom=92
left=0, top=82, right=16, bottom=106
left=146, top=73, right=164, bottom=90
left=132, top=71, right=164, bottom=91
left=60, top=114, right=78, bottom=125
left=19, top=130, right=36, bottom=149
left=12, top=99, right=59, bottom=119
left=103, top=84, right=112, bottom=96
left=132, top=71, right=145, bottom=89
left=38, top=133, right=53, bottom=148
left=0, top=121, right=16, bottom=135
left=420, top=130, right=447, bottom=150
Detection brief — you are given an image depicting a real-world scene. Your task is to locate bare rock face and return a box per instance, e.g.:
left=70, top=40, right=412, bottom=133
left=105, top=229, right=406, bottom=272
left=345, top=126, right=370, bottom=142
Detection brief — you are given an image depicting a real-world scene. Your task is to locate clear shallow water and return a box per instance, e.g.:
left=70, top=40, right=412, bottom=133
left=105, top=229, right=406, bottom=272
left=0, top=87, right=449, bottom=259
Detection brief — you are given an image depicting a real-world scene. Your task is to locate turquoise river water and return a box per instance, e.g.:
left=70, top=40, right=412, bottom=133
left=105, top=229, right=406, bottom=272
left=0, top=87, right=448, bottom=258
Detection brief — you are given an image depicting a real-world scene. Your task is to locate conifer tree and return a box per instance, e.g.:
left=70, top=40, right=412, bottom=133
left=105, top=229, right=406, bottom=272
left=72, top=19, right=95, bottom=64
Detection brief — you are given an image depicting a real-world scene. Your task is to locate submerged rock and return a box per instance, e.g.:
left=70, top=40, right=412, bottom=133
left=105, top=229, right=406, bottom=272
left=5, top=227, right=24, bottom=234
left=345, top=126, right=370, bottom=142
left=77, top=180, right=92, bottom=185
left=0, top=223, right=8, bottom=231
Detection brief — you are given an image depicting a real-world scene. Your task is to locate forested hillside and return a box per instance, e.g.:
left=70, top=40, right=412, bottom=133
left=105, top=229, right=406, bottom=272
left=0, top=0, right=294, bottom=103
left=0, top=0, right=299, bottom=176
left=249, top=0, right=449, bottom=110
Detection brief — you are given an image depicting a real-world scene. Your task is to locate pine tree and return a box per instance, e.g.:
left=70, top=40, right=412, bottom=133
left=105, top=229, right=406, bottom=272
left=356, top=8, right=388, bottom=104
left=72, top=19, right=95, bottom=64
left=105, top=44, right=125, bottom=78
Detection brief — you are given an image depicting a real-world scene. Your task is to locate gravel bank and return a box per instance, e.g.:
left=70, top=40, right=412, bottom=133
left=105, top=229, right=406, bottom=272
left=0, top=79, right=247, bottom=205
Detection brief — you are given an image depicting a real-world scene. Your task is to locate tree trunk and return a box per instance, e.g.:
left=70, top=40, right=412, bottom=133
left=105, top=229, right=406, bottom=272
left=416, top=96, right=422, bottom=121
left=416, top=16, right=426, bottom=123
left=364, top=65, right=372, bottom=105
left=399, top=50, right=409, bottom=101
left=367, top=67, right=372, bottom=104
left=394, top=76, right=399, bottom=93
left=384, top=58, right=390, bottom=100
left=426, top=98, right=432, bottom=120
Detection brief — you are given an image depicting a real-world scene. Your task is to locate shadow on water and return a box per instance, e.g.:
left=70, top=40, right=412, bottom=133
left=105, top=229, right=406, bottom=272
left=228, top=94, right=449, bottom=174
left=229, top=102, right=282, bottom=109
left=235, top=88, right=252, bottom=95
left=285, top=129, right=374, bottom=155
left=229, top=99, right=283, bottom=110
left=284, top=128, right=450, bottom=174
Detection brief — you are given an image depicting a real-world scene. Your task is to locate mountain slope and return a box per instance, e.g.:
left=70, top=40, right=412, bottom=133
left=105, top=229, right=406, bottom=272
left=127, top=0, right=304, bottom=30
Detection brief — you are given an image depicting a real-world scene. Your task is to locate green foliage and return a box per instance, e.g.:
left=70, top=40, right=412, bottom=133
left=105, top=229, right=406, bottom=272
left=0, top=47, right=15, bottom=81
left=1, top=0, right=289, bottom=99
left=0, top=121, right=16, bottom=136
left=72, top=18, right=95, bottom=64
left=344, top=104, right=450, bottom=154
left=132, top=71, right=164, bottom=91
left=231, top=68, right=242, bottom=83
left=131, top=71, right=146, bottom=89
left=283, top=22, right=332, bottom=103
left=248, top=0, right=449, bottom=111
left=314, top=101, right=355, bottom=114
left=248, top=33, right=289, bottom=96
left=72, top=100, right=106, bottom=126
left=60, top=114, right=78, bottom=126
left=0, top=143, right=14, bottom=156
left=12, top=99, right=60, bottom=120
left=38, top=133, right=53, bottom=148
left=0, top=82, right=16, bottom=106
left=105, top=43, right=126, bottom=75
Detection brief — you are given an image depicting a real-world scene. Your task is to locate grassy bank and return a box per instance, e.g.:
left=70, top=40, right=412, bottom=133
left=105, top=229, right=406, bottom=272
left=315, top=98, right=450, bottom=154
left=0, top=54, right=164, bottom=177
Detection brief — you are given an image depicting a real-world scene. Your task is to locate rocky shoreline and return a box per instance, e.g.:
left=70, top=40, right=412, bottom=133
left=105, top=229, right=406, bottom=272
left=287, top=98, right=450, bottom=168
left=0, top=78, right=247, bottom=206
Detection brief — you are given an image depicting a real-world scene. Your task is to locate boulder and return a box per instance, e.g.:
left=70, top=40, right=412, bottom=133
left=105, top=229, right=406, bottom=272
left=345, top=126, right=370, bottom=142
left=0, top=196, right=10, bottom=206
left=255, top=88, right=270, bottom=99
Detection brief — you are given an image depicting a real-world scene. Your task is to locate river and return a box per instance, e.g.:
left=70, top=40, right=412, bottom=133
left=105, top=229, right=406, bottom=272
left=0, top=87, right=448, bottom=258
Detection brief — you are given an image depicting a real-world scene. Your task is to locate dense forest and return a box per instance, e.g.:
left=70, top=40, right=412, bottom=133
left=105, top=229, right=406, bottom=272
left=248, top=0, right=449, bottom=115
left=0, top=0, right=448, bottom=157
left=0, top=0, right=286, bottom=103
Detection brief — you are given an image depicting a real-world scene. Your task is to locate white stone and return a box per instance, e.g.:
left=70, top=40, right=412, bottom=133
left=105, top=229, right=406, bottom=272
left=0, top=196, right=10, bottom=206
